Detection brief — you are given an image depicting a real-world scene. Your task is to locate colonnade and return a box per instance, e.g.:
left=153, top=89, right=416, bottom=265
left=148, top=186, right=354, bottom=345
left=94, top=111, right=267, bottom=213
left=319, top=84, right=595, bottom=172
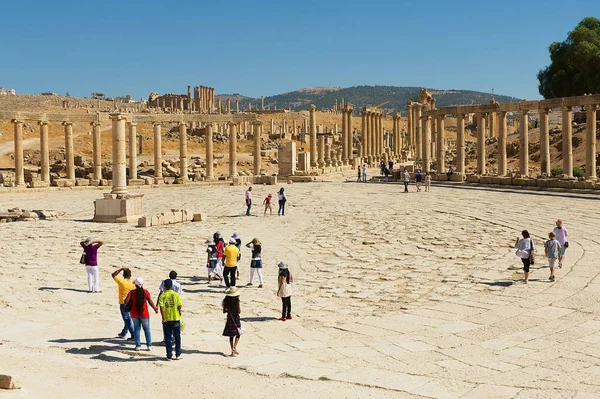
left=360, top=107, right=384, bottom=164
left=340, top=104, right=354, bottom=165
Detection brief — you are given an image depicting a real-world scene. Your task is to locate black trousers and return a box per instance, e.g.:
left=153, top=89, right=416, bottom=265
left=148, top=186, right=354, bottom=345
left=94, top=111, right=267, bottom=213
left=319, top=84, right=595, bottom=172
left=404, top=182, right=409, bottom=192
left=281, top=296, right=291, bottom=318
left=224, top=266, right=237, bottom=287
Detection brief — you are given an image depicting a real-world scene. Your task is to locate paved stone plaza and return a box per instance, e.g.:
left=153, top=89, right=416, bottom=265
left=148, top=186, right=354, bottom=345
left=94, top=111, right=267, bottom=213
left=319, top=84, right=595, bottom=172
left=1, top=178, right=600, bottom=398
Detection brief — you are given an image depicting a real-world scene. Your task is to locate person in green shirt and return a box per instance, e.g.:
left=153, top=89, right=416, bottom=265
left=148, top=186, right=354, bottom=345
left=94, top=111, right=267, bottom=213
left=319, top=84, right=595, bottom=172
left=158, top=279, right=182, bottom=360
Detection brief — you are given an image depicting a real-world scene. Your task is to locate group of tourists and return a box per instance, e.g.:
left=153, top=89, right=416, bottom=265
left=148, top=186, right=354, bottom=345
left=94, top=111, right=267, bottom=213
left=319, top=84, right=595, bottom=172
left=79, top=231, right=295, bottom=360
left=245, top=186, right=287, bottom=216
left=356, top=164, right=431, bottom=192
left=515, top=219, right=569, bottom=283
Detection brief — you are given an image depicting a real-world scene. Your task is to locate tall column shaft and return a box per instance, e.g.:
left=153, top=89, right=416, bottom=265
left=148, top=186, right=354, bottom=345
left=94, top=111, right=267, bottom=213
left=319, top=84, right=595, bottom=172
left=39, top=121, right=50, bottom=183
left=519, top=110, right=529, bottom=177
left=415, top=107, right=422, bottom=162
left=457, top=114, right=465, bottom=175
left=318, top=134, right=325, bottom=166
left=370, top=113, right=376, bottom=160
left=407, top=106, right=413, bottom=147
left=498, top=112, right=508, bottom=176
left=586, top=105, right=598, bottom=179
left=128, top=122, right=137, bottom=179
left=309, top=105, right=317, bottom=166
left=540, top=109, right=550, bottom=176
left=92, top=122, right=102, bottom=180
left=206, top=123, right=214, bottom=179
left=347, top=111, right=353, bottom=162
left=477, top=113, right=486, bottom=175
left=179, top=123, right=187, bottom=182
left=437, top=116, right=445, bottom=173
left=110, top=114, right=128, bottom=194
left=253, top=122, right=262, bottom=175
left=423, top=115, right=431, bottom=172
left=229, top=123, right=238, bottom=177
left=361, top=112, right=368, bottom=161
left=63, top=122, right=75, bottom=180
left=378, top=115, right=384, bottom=156
left=392, top=117, right=398, bottom=157
left=153, top=123, right=162, bottom=178
left=341, top=110, right=348, bottom=162
left=13, top=120, right=25, bottom=186
left=562, top=107, right=574, bottom=177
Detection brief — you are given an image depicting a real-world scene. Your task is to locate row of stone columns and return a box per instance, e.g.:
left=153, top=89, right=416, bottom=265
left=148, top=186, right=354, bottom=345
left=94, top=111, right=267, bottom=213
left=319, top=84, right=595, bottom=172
left=341, top=105, right=354, bottom=164
left=360, top=108, right=384, bottom=164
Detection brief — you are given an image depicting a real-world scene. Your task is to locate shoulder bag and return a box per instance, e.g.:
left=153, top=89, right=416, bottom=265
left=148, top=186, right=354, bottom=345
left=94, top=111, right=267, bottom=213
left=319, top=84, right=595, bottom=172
left=230, top=311, right=245, bottom=336
left=79, top=253, right=86, bottom=264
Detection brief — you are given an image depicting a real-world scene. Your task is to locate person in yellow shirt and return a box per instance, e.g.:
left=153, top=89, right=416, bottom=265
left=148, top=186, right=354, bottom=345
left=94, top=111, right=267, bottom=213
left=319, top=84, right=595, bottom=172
left=112, top=267, right=135, bottom=339
left=158, top=279, right=183, bottom=360
left=223, top=238, right=240, bottom=288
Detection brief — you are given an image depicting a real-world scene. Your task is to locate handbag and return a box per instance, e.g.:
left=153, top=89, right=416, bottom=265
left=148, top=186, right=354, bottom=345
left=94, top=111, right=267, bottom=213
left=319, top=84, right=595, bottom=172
left=529, top=239, right=535, bottom=265
left=564, top=242, right=569, bottom=248
left=230, top=312, right=245, bottom=336
left=79, top=253, right=86, bottom=264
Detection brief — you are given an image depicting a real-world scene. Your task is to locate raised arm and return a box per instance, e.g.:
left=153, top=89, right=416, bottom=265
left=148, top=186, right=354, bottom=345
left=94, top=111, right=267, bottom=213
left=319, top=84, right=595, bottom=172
left=111, top=267, right=124, bottom=278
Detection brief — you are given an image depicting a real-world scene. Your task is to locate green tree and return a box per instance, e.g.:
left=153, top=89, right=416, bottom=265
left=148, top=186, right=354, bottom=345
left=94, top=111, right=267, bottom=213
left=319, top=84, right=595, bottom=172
left=538, top=17, right=600, bottom=98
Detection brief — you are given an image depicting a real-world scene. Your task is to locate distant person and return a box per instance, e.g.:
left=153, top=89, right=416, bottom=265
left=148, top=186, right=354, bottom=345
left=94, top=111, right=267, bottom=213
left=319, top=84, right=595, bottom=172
left=157, top=270, right=182, bottom=301
left=552, top=219, right=569, bottom=268
left=111, top=267, right=135, bottom=339
left=446, top=166, right=454, bottom=181
left=277, top=187, right=287, bottom=216
left=362, top=164, right=367, bottom=183
left=222, top=287, right=242, bottom=357
left=125, top=277, right=158, bottom=351
left=388, top=160, right=393, bottom=172
left=246, top=237, right=263, bottom=288
left=232, top=232, right=242, bottom=279
left=214, top=231, right=225, bottom=283
left=383, top=166, right=390, bottom=182
left=403, top=169, right=410, bottom=193
left=357, top=165, right=361, bottom=182
left=544, top=232, right=561, bottom=282
left=425, top=172, right=431, bottom=192
left=205, top=239, right=222, bottom=283
left=415, top=169, right=423, bottom=192
left=515, top=230, right=535, bottom=284
left=263, top=193, right=273, bottom=216
left=158, top=279, right=182, bottom=360
left=380, top=160, right=385, bottom=175
left=80, top=237, right=104, bottom=293
left=245, top=187, right=252, bottom=216
left=223, top=238, right=240, bottom=288
left=277, top=262, right=294, bottom=321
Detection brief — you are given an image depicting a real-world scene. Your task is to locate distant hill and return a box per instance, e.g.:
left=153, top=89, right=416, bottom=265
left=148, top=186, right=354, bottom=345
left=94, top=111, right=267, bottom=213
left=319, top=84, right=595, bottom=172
left=217, top=86, right=520, bottom=115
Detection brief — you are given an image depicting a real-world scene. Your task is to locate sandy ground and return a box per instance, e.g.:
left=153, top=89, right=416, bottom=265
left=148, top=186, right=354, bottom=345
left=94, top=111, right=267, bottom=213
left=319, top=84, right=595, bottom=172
left=2, top=176, right=600, bottom=398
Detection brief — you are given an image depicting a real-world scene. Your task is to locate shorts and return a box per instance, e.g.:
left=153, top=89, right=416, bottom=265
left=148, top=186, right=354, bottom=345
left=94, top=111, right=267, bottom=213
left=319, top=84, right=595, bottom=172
left=558, top=246, right=567, bottom=257
left=207, top=259, right=217, bottom=269
left=548, top=257, right=557, bottom=268
left=521, top=257, right=531, bottom=273
left=265, top=204, right=272, bottom=211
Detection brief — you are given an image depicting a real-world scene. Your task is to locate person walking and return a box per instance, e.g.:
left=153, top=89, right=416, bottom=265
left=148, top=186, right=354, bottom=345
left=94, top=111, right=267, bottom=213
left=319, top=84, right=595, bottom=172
left=277, top=187, right=287, bottom=216
left=214, top=231, right=225, bottom=283
left=277, top=262, right=294, bottom=321
left=553, top=219, right=569, bottom=268
left=158, top=279, right=182, bottom=360
left=415, top=169, right=423, bottom=192
left=80, top=237, right=104, bottom=293
left=125, top=277, right=158, bottom=351
left=246, top=238, right=263, bottom=287
left=362, top=164, right=367, bottom=183
left=232, top=232, right=242, bottom=280
left=112, top=267, right=135, bottom=339
left=544, top=232, right=561, bottom=282
left=357, top=165, right=361, bottom=182
left=263, top=193, right=273, bottom=216
left=222, top=287, right=242, bottom=357
left=245, top=186, right=253, bottom=216
left=223, top=238, right=240, bottom=289
left=205, top=239, right=222, bottom=283
left=425, top=172, right=431, bottom=192
left=515, top=230, right=536, bottom=284
left=403, top=169, right=410, bottom=193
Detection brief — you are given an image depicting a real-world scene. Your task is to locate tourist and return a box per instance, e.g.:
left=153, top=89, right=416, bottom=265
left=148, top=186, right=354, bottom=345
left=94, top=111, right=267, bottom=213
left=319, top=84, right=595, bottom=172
left=214, top=231, right=225, bottom=282
left=205, top=239, right=222, bottom=283
left=222, top=287, right=242, bottom=357
left=158, top=279, right=182, bottom=360
left=245, top=186, right=252, bottom=216
left=263, top=193, right=273, bottom=216
left=362, top=164, right=367, bottom=183
left=277, top=262, right=294, bottom=321
left=232, top=232, right=242, bottom=279
left=415, top=169, right=423, bottom=192
left=383, top=166, right=390, bottom=182
left=515, top=230, right=536, bottom=283
left=277, top=187, right=287, bottom=216
left=124, top=277, right=158, bottom=351
left=425, top=173, right=431, bottom=192
left=403, top=169, right=410, bottom=193
left=380, top=160, right=385, bottom=175
left=553, top=219, right=569, bottom=268
left=388, top=160, right=393, bottom=172
left=157, top=270, right=182, bottom=299
left=223, top=237, right=240, bottom=288
left=246, top=237, right=263, bottom=287
left=357, top=165, right=361, bottom=182
left=446, top=166, right=454, bottom=181
left=544, top=232, right=561, bottom=282
left=80, top=237, right=104, bottom=293
left=111, top=267, right=135, bottom=339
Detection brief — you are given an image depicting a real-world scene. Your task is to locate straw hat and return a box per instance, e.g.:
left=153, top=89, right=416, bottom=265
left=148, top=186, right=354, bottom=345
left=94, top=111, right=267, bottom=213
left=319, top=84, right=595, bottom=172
left=252, top=237, right=261, bottom=245
left=278, top=261, right=288, bottom=269
left=227, top=287, right=240, bottom=297
left=231, top=232, right=241, bottom=240
left=83, top=237, right=94, bottom=245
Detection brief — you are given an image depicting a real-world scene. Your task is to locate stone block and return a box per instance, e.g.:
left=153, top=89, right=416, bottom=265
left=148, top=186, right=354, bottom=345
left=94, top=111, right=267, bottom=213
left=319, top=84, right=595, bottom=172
left=128, top=179, right=146, bottom=186
left=0, top=374, right=21, bottom=390
left=585, top=181, right=595, bottom=189
left=536, top=179, right=549, bottom=188
left=75, top=178, right=90, bottom=186
left=153, top=178, right=164, bottom=185
left=513, top=178, right=527, bottom=186
left=193, top=213, right=207, bottom=222
left=93, top=194, right=144, bottom=223
left=467, top=175, right=479, bottom=183
left=30, top=180, right=49, bottom=188
left=99, top=179, right=110, bottom=186
left=557, top=179, right=575, bottom=189
left=53, top=179, right=74, bottom=187
left=499, top=177, right=513, bottom=185
left=479, top=176, right=492, bottom=184
left=150, top=215, right=159, bottom=226
left=90, top=179, right=101, bottom=186
left=137, top=216, right=150, bottom=227
left=546, top=179, right=560, bottom=188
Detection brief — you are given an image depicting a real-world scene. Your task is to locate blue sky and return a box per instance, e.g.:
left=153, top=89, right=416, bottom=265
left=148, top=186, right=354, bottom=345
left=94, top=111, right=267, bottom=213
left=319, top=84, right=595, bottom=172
left=0, top=0, right=596, bottom=100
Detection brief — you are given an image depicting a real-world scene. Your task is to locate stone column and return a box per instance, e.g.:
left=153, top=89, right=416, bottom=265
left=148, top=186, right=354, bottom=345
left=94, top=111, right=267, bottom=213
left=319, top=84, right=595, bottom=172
left=261, top=96, right=265, bottom=111
left=539, top=108, right=550, bottom=176
left=110, top=113, right=128, bottom=194
left=229, top=123, right=238, bottom=178
left=415, top=106, right=422, bottom=162
left=179, top=123, right=187, bottom=182
left=371, top=113, right=377, bottom=162
left=489, top=112, right=496, bottom=139
left=436, top=115, right=445, bottom=173
left=206, top=123, right=214, bottom=180
left=39, top=121, right=50, bottom=183
left=561, top=106, right=574, bottom=178
left=361, top=110, right=368, bottom=162
left=586, top=105, right=598, bottom=180
left=217, top=99, right=222, bottom=114
left=341, top=109, right=348, bottom=163
left=423, top=115, right=431, bottom=172
left=63, top=122, right=75, bottom=180
left=318, top=134, right=325, bottom=167
left=519, top=110, right=529, bottom=177
left=235, top=99, right=239, bottom=113
left=253, top=122, right=262, bottom=175
left=153, top=123, right=162, bottom=179
left=309, top=105, right=317, bottom=167
left=226, top=98, right=231, bottom=113
left=476, top=113, right=486, bottom=175
left=347, top=109, right=353, bottom=162
left=325, top=140, right=331, bottom=166
left=378, top=114, right=384, bottom=157
left=12, top=120, right=25, bottom=187
left=457, top=114, right=466, bottom=176
left=128, top=122, right=137, bottom=179
left=407, top=104, right=413, bottom=147
left=498, top=112, right=508, bottom=176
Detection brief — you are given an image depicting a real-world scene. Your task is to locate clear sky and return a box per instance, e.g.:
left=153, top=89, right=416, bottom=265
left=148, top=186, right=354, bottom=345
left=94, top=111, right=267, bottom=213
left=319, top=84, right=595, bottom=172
left=0, top=0, right=596, bottom=100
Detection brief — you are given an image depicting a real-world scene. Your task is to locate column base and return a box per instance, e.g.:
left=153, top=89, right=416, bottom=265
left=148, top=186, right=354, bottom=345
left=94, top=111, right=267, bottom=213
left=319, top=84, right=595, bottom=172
left=93, top=193, right=144, bottom=223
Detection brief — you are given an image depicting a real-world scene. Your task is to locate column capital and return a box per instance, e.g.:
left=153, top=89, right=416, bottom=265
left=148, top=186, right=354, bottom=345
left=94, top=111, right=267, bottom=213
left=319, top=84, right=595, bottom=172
left=62, top=121, right=73, bottom=126
left=309, top=104, right=317, bottom=112
left=520, top=109, right=529, bottom=115
left=129, top=122, right=138, bottom=127
left=152, top=121, right=161, bottom=126
left=251, top=120, right=263, bottom=126
left=563, top=106, right=573, bottom=112
left=109, top=113, right=128, bottom=121
left=90, top=121, right=101, bottom=127
left=39, top=120, right=49, bottom=126
left=11, top=119, right=23, bottom=124
left=588, top=104, right=599, bottom=111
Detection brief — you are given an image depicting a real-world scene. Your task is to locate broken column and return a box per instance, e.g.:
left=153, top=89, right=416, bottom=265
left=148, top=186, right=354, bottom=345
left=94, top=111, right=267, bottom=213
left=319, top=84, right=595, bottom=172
left=206, top=123, right=214, bottom=180
left=179, top=122, right=187, bottom=183
left=153, top=123, right=162, bottom=180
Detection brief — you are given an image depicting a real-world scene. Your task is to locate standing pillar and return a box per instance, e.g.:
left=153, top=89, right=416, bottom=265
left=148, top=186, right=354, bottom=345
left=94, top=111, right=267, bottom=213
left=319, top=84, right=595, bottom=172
left=325, top=140, right=331, bottom=167
left=12, top=120, right=25, bottom=187
left=153, top=123, right=162, bottom=179
left=361, top=110, right=368, bottom=163
left=318, top=134, right=325, bottom=167
left=229, top=123, right=238, bottom=178
left=253, top=122, right=262, bottom=175
left=206, top=123, right=214, bottom=180
left=341, top=109, right=348, bottom=163
left=519, top=110, right=529, bottom=177
left=63, top=122, right=75, bottom=180
left=415, top=106, right=422, bottom=162
left=235, top=99, right=239, bottom=113
left=539, top=109, right=550, bottom=176
left=489, top=112, right=496, bottom=139
left=128, top=122, right=138, bottom=180
left=309, top=105, right=317, bottom=167
left=110, top=114, right=128, bottom=194
left=457, top=114, right=466, bottom=176
left=423, top=115, right=431, bottom=173
left=562, top=107, right=574, bottom=178
left=226, top=98, right=231, bottom=113
left=477, top=113, right=486, bottom=175
left=347, top=108, right=353, bottom=162
left=406, top=105, right=413, bottom=148
left=437, top=115, right=445, bottom=173
left=261, top=96, right=265, bottom=111
left=39, top=121, right=50, bottom=183
left=498, top=112, right=508, bottom=176
left=586, top=105, right=598, bottom=180
left=378, top=114, right=384, bottom=157
left=178, top=123, right=187, bottom=182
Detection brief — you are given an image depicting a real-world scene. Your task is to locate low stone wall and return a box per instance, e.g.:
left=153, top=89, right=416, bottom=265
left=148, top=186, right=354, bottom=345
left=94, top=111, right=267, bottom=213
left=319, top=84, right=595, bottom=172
left=137, top=209, right=206, bottom=227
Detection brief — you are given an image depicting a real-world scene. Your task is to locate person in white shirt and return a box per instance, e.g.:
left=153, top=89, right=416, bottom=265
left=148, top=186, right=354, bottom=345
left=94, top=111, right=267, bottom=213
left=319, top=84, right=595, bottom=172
left=552, top=219, right=569, bottom=268
left=361, top=165, right=367, bottom=183
left=515, top=230, right=536, bottom=284
left=245, top=187, right=252, bottom=216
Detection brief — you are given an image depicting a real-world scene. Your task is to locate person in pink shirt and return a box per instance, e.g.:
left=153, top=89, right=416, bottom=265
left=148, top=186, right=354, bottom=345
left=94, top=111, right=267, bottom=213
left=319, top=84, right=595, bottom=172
left=245, top=187, right=252, bottom=216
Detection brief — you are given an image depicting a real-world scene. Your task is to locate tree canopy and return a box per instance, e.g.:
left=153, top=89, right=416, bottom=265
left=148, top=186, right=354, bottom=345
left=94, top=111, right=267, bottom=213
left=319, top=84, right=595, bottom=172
left=538, top=17, right=600, bottom=99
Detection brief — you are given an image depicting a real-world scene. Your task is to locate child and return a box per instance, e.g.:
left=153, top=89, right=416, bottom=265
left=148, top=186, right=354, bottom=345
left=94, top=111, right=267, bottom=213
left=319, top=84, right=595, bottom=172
left=277, top=262, right=294, bottom=321
left=544, top=232, right=561, bottom=282
left=246, top=238, right=263, bottom=287
left=415, top=169, right=423, bottom=192
left=222, top=287, right=242, bottom=356
left=205, top=239, right=222, bottom=283
left=425, top=173, right=431, bottom=192
left=263, top=194, right=273, bottom=216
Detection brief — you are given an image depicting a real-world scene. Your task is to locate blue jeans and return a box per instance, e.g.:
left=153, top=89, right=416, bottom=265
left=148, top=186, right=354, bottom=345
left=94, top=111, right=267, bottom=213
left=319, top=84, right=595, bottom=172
left=133, top=317, right=152, bottom=348
left=163, top=321, right=181, bottom=359
left=278, top=200, right=286, bottom=216
left=119, top=304, right=134, bottom=337
left=246, top=199, right=252, bottom=215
